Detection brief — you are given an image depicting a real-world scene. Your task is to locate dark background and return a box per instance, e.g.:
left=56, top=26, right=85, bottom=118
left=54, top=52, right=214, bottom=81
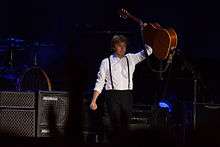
left=1, top=0, right=220, bottom=102
left=0, top=0, right=220, bottom=144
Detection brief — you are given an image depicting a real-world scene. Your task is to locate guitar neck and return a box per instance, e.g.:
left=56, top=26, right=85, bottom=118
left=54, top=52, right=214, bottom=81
left=119, top=9, right=143, bottom=26
left=127, top=14, right=143, bottom=25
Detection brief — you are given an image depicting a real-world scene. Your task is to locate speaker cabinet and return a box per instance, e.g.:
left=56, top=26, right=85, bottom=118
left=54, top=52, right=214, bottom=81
left=37, top=90, right=69, bottom=137
left=0, top=91, right=36, bottom=137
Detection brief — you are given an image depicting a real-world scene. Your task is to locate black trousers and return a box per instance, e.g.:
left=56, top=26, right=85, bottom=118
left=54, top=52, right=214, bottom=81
left=104, top=90, right=133, bottom=141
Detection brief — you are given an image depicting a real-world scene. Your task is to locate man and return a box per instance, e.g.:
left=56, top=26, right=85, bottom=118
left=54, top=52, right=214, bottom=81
left=90, top=35, right=153, bottom=141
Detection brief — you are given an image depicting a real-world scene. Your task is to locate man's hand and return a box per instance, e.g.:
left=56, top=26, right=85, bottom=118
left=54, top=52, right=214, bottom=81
left=90, top=101, right=98, bottom=111
left=90, top=90, right=100, bottom=111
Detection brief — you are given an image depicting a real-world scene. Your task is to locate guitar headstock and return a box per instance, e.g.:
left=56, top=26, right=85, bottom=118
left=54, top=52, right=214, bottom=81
left=118, top=8, right=143, bottom=25
left=118, top=8, right=130, bottom=20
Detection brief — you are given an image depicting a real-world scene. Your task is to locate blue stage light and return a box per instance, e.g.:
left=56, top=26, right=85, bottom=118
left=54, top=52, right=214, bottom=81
left=158, top=99, right=173, bottom=112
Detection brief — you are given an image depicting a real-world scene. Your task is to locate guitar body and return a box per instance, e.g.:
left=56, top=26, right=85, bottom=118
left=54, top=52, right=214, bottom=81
left=119, top=8, right=178, bottom=60
left=143, top=23, right=178, bottom=60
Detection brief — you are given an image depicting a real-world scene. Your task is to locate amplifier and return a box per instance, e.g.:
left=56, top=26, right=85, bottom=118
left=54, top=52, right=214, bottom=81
left=37, top=90, right=69, bottom=137
left=0, top=91, right=36, bottom=137
left=0, top=91, right=35, bottom=108
left=0, top=109, right=36, bottom=137
left=195, top=103, right=220, bottom=129
left=0, top=90, right=69, bottom=137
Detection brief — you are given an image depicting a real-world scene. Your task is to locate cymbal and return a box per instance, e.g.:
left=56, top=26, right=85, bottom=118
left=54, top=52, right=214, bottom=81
left=0, top=37, right=55, bottom=52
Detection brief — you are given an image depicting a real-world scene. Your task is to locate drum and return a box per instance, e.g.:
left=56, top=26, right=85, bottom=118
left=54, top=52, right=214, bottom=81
left=17, top=66, right=52, bottom=92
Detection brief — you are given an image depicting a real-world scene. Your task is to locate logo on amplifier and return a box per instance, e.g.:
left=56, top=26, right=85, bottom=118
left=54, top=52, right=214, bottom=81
left=42, top=96, right=58, bottom=101
left=41, top=129, right=50, bottom=134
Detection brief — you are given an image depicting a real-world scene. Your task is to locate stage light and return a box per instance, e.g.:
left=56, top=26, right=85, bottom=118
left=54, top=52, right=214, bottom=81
left=158, top=99, right=173, bottom=112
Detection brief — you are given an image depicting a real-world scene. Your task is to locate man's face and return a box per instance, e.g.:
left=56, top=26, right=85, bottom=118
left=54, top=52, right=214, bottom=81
left=114, top=42, right=127, bottom=57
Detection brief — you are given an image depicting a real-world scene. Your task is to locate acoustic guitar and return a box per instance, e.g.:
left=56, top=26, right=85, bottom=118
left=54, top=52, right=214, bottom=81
left=119, top=8, right=178, bottom=60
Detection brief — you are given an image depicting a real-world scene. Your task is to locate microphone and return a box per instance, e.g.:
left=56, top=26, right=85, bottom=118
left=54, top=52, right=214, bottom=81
left=167, top=51, right=175, bottom=64
left=167, top=48, right=179, bottom=64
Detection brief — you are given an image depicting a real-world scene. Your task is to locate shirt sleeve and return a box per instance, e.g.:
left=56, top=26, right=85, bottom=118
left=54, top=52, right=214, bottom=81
left=128, top=44, right=153, bottom=65
left=94, top=59, right=107, bottom=93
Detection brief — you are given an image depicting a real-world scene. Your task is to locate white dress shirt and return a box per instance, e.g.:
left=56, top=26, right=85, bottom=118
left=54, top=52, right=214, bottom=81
left=94, top=45, right=153, bottom=93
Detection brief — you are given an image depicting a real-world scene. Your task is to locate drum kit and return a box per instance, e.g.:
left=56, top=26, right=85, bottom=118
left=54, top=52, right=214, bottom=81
left=0, top=36, right=52, bottom=91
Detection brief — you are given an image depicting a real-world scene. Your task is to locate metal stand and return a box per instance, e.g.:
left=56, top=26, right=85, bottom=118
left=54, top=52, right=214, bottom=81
left=177, top=50, right=199, bottom=130
left=32, top=41, right=39, bottom=66
left=193, top=78, right=198, bottom=130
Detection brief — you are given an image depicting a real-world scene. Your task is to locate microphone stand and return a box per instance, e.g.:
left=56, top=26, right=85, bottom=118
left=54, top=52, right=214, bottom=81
left=139, top=22, right=173, bottom=126
left=138, top=17, right=200, bottom=130
left=176, top=50, right=199, bottom=130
